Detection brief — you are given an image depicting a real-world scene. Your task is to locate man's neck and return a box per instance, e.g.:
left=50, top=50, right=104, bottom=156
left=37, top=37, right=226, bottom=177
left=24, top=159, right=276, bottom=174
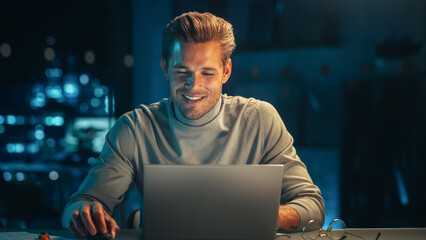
left=173, top=95, right=223, bottom=126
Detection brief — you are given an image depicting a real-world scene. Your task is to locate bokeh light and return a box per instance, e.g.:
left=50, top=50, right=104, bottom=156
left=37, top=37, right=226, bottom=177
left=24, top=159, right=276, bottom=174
left=79, top=74, right=90, bottom=85
left=6, top=115, right=16, bottom=125
left=84, top=50, right=95, bottom=65
left=90, top=98, right=100, bottom=107
left=44, top=47, right=55, bottom=61
left=3, top=172, right=13, bottom=182
left=0, top=43, right=12, bottom=58
left=49, top=171, right=59, bottom=181
left=15, top=172, right=26, bottom=181
left=46, top=36, right=56, bottom=46
left=64, top=82, right=80, bottom=98
left=124, top=54, right=134, bottom=68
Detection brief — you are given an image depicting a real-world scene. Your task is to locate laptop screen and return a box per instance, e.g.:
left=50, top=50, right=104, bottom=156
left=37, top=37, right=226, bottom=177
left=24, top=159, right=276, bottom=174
left=142, top=164, right=283, bottom=240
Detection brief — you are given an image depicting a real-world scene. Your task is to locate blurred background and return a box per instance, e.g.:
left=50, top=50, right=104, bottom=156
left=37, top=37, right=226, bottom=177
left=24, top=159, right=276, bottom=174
left=1, top=0, right=425, bottom=229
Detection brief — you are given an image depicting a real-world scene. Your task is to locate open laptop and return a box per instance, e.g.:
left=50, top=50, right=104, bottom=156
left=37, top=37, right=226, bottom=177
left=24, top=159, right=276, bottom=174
left=142, top=164, right=284, bottom=240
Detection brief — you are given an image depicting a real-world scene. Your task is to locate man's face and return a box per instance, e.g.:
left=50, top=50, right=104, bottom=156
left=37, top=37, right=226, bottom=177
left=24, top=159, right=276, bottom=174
left=162, top=41, right=232, bottom=120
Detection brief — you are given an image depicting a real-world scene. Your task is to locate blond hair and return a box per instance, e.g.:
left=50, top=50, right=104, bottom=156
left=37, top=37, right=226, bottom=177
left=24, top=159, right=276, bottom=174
left=162, top=12, right=236, bottom=68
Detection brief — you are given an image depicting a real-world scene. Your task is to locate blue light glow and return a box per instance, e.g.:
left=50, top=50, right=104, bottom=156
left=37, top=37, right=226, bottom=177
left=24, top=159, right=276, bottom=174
left=91, top=78, right=100, bottom=87
left=395, top=168, right=410, bottom=206
left=46, top=138, right=55, bottom=147
left=49, top=171, right=59, bottom=181
left=0, top=115, right=4, bottom=124
left=15, top=116, right=25, bottom=125
left=46, top=36, right=56, bottom=46
left=375, top=58, right=385, bottom=67
left=0, top=125, right=5, bottom=134
left=55, top=116, right=64, bottom=126
left=27, top=143, right=40, bottom=154
left=45, top=117, right=52, bottom=125
left=30, top=92, right=46, bottom=109
left=3, top=172, right=12, bottom=182
left=33, top=84, right=44, bottom=92
left=79, top=74, right=90, bottom=85
left=88, top=157, right=97, bottom=165
left=15, top=172, right=26, bottom=181
left=45, top=116, right=64, bottom=126
left=35, top=129, right=45, bottom=140
left=46, top=85, right=63, bottom=99
left=6, top=143, right=16, bottom=153
left=90, top=98, right=100, bottom=108
left=59, top=138, right=66, bottom=147
left=307, top=92, right=321, bottom=114
left=64, top=82, right=79, bottom=98
left=45, top=68, right=63, bottom=79
left=15, top=143, right=25, bottom=153
left=94, top=87, right=104, bottom=97
left=5, top=143, right=25, bottom=154
left=35, top=124, right=44, bottom=131
left=104, top=96, right=115, bottom=114
left=172, top=42, right=181, bottom=54
left=104, top=96, right=109, bottom=113
left=80, top=103, right=89, bottom=113
left=30, top=99, right=39, bottom=109
left=6, top=115, right=16, bottom=125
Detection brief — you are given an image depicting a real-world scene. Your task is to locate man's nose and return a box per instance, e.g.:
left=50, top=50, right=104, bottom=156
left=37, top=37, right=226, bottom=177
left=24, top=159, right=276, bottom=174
left=185, top=72, right=202, bottom=89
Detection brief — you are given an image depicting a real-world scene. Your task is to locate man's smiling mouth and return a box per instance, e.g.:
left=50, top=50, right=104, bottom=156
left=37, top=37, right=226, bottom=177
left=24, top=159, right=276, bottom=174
left=183, top=94, right=203, bottom=100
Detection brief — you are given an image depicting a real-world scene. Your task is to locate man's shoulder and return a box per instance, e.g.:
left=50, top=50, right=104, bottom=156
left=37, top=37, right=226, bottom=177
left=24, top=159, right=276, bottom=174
left=134, top=98, right=169, bottom=114
left=223, top=95, right=277, bottom=115
left=119, top=98, right=170, bottom=124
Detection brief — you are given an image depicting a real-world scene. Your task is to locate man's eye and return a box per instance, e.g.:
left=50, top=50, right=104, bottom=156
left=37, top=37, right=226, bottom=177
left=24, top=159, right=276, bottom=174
left=176, top=71, right=190, bottom=76
left=203, top=72, right=214, bottom=76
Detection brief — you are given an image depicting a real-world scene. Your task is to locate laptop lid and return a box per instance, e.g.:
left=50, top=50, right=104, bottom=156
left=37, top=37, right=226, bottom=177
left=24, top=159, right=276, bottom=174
left=142, top=164, right=283, bottom=240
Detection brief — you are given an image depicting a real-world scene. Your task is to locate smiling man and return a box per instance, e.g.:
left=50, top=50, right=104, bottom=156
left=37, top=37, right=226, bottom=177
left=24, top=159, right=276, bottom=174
left=62, top=12, right=325, bottom=239
left=165, top=40, right=231, bottom=120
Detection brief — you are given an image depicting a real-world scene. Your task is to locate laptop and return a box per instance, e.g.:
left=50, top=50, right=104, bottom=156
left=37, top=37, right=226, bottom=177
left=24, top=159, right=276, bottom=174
left=142, top=164, right=284, bottom=240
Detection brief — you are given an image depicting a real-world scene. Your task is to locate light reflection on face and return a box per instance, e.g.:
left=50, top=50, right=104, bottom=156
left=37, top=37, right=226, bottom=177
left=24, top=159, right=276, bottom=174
left=162, top=41, right=232, bottom=120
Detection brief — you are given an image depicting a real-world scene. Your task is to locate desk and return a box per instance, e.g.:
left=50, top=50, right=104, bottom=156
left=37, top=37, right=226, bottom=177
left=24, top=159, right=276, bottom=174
left=1, top=228, right=425, bottom=240
left=280, top=228, right=426, bottom=239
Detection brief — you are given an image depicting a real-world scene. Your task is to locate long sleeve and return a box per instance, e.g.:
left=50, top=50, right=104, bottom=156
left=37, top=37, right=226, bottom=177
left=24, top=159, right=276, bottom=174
left=61, top=115, right=137, bottom=228
left=259, top=101, right=325, bottom=231
left=61, top=95, right=325, bottom=231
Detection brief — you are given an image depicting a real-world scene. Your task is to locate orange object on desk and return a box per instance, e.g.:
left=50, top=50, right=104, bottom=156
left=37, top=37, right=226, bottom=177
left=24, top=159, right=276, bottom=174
left=38, top=232, right=50, bottom=240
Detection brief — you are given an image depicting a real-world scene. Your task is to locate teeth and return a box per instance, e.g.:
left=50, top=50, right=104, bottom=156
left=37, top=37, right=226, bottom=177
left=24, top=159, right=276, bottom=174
left=184, top=95, right=202, bottom=100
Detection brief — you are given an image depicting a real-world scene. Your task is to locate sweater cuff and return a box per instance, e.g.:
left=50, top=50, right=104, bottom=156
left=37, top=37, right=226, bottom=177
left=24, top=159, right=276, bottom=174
left=284, top=203, right=310, bottom=232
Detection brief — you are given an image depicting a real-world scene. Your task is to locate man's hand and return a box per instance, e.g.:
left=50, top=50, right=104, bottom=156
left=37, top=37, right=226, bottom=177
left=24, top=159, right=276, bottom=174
left=68, top=201, right=120, bottom=239
left=277, top=205, right=301, bottom=232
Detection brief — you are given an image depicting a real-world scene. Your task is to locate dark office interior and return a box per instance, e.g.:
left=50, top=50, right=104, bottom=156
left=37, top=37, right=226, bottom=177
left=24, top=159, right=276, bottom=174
left=1, top=0, right=425, bottom=229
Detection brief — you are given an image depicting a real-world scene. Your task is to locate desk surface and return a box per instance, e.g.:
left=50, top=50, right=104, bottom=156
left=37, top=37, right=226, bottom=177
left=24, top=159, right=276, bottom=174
left=1, top=228, right=425, bottom=240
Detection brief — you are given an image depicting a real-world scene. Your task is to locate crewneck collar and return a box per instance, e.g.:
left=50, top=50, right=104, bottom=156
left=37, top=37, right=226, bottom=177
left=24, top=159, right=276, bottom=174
left=173, top=95, right=223, bottom=126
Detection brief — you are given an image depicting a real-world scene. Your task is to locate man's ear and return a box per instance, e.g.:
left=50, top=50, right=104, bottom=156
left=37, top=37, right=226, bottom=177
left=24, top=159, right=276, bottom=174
left=222, top=59, right=232, bottom=84
left=160, top=58, right=168, bottom=80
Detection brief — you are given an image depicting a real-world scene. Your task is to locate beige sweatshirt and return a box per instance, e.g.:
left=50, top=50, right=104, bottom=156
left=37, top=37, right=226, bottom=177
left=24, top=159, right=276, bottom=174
left=62, top=94, right=325, bottom=231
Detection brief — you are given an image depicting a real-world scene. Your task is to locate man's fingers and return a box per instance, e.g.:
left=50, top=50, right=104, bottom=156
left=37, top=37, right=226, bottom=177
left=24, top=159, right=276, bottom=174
left=68, top=201, right=118, bottom=238
left=106, top=215, right=120, bottom=239
left=81, top=203, right=97, bottom=235
left=71, top=211, right=89, bottom=237
left=69, top=223, right=84, bottom=239
left=91, top=202, right=107, bottom=234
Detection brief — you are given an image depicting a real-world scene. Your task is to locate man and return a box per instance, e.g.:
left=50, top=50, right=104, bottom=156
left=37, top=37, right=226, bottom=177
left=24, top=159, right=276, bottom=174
left=62, top=12, right=325, bottom=239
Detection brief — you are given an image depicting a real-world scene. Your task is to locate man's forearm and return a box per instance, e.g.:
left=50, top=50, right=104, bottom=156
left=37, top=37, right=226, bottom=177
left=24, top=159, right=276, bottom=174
left=277, top=205, right=301, bottom=231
